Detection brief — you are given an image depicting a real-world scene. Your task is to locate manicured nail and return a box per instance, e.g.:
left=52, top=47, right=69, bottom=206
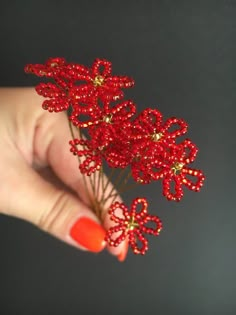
left=117, top=240, right=129, bottom=262
left=70, top=217, right=106, bottom=253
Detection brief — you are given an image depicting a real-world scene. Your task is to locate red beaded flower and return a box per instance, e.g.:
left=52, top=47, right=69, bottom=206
left=68, top=58, right=134, bottom=102
left=158, top=139, right=205, bottom=201
left=105, top=198, right=163, bottom=255
left=35, top=82, right=70, bottom=112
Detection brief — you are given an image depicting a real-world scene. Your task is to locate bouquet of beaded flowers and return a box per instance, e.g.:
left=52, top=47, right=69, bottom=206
left=25, top=57, right=205, bottom=255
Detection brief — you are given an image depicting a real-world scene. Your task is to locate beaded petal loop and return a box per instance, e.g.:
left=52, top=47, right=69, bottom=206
left=36, top=83, right=70, bottom=112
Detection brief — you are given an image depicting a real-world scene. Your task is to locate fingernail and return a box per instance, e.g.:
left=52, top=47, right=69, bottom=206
left=70, top=217, right=106, bottom=253
left=117, top=240, right=129, bottom=262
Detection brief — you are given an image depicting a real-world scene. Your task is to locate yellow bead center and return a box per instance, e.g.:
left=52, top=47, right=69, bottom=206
left=171, top=162, right=184, bottom=175
left=103, top=114, right=113, bottom=124
left=151, top=132, right=163, bottom=142
left=93, top=75, right=104, bottom=86
left=50, top=62, right=58, bottom=67
left=127, top=216, right=139, bottom=230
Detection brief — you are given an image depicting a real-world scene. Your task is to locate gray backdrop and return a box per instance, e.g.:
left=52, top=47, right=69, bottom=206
left=0, top=1, right=235, bottom=314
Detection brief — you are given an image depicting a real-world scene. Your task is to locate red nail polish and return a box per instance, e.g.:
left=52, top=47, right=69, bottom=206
left=117, top=240, right=129, bottom=262
left=70, top=217, right=106, bottom=253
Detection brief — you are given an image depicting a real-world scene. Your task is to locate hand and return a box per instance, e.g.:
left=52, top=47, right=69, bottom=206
left=0, top=87, right=127, bottom=261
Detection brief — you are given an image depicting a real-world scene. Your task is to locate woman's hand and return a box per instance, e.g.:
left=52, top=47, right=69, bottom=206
left=0, top=87, right=127, bottom=261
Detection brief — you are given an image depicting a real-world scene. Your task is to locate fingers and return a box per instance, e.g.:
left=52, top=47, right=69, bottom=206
left=0, top=155, right=106, bottom=253
left=33, top=100, right=128, bottom=259
left=0, top=88, right=128, bottom=259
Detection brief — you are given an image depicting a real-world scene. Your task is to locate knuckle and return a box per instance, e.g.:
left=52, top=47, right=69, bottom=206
left=37, top=190, right=70, bottom=233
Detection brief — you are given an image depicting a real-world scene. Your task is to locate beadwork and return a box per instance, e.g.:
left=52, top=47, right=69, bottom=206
left=25, top=57, right=205, bottom=255
left=105, top=198, right=162, bottom=255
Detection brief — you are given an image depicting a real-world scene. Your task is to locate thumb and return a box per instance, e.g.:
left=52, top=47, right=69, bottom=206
left=0, top=156, right=106, bottom=253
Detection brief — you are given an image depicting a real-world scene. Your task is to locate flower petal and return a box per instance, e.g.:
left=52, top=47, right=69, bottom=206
left=131, top=156, right=154, bottom=184
left=91, top=58, right=112, bottom=77
left=129, top=230, right=148, bottom=255
left=162, top=117, right=188, bottom=139
left=105, top=75, right=135, bottom=89
left=163, top=175, right=184, bottom=201
left=141, top=214, right=163, bottom=236
left=182, top=168, right=205, bottom=192
left=130, top=197, right=148, bottom=218
left=105, top=225, right=127, bottom=247
left=66, top=63, right=90, bottom=81
left=99, top=88, right=124, bottom=102
left=69, top=139, right=92, bottom=156
left=35, top=82, right=63, bottom=98
left=69, top=102, right=100, bottom=128
left=41, top=98, right=69, bottom=112
left=134, top=108, right=163, bottom=135
left=79, top=154, right=102, bottom=176
left=111, top=100, right=136, bottom=122
left=179, top=139, right=198, bottom=164
left=69, top=85, right=97, bottom=103
left=108, top=201, right=130, bottom=223
left=24, top=63, right=52, bottom=77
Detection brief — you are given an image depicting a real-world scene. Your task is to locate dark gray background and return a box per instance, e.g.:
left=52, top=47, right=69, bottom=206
left=0, top=0, right=235, bottom=314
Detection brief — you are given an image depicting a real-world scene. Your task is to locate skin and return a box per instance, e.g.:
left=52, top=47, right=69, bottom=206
left=0, top=87, right=126, bottom=258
